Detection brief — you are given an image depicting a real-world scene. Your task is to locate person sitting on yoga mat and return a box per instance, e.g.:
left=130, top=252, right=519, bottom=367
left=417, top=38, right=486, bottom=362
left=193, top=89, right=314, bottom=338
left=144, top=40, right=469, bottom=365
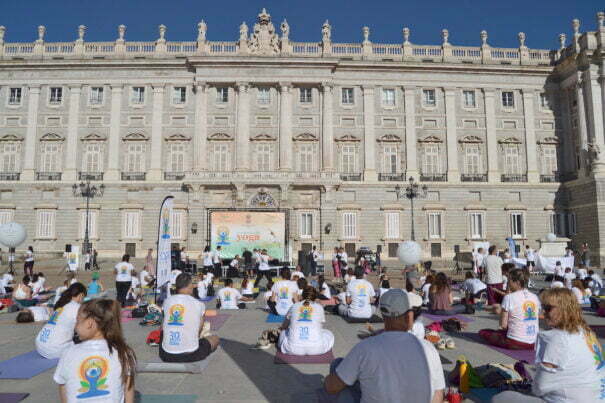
left=54, top=298, right=137, bottom=403
left=13, top=275, right=34, bottom=305
left=428, top=272, right=466, bottom=315
left=86, top=272, right=104, bottom=299
left=277, top=286, right=334, bottom=356
left=216, top=278, right=253, bottom=309
left=197, top=274, right=209, bottom=300
left=36, top=283, right=87, bottom=359
left=240, top=275, right=257, bottom=299
left=337, top=267, right=376, bottom=319
left=269, top=269, right=299, bottom=316
left=461, top=271, right=487, bottom=304
left=160, top=273, right=219, bottom=363
left=317, top=275, right=331, bottom=301
left=16, top=305, right=51, bottom=322
left=479, top=269, right=540, bottom=350
left=325, top=289, right=445, bottom=402
left=491, top=287, right=602, bottom=403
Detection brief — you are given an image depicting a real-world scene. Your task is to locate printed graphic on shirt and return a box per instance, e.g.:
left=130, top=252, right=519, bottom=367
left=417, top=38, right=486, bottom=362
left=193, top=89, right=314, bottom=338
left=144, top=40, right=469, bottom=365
left=120, top=268, right=127, bottom=275
left=279, top=287, right=289, bottom=299
left=223, top=291, right=232, bottom=302
left=297, top=305, right=313, bottom=322
left=357, top=285, right=367, bottom=297
left=48, top=308, right=63, bottom=325
left=167, top=304, right=185, bottom=326
left=77, top=356, right=110, bottom=399
left=585, top=331, right=605, bottom=370
left=522, top=301, right=537, bottom=321
left=161, top=208, right=171, bottom=240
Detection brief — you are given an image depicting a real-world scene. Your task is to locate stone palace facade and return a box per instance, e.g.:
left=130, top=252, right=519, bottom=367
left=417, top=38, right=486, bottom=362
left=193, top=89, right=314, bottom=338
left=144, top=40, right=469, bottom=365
left=0, top=8, right=603, bottom=262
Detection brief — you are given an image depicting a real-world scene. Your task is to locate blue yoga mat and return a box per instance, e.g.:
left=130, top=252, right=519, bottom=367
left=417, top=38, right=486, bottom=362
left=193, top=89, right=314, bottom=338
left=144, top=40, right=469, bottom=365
left=0, top=350, right=59, bottom=379
left=200, top=296, right=216, bottom=303
left=266, top=313, right=285, bottom=323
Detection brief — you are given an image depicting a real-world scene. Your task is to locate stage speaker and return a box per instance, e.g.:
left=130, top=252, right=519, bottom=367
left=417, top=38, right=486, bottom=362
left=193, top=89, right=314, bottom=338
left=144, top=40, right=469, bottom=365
left=65, top=244, right=72, bottom=253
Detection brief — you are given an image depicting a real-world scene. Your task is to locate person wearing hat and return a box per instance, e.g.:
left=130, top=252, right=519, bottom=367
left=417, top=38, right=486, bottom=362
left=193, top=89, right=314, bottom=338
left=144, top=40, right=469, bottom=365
left=324, top=289, right=445, bottom=403
left=86, top=272, right=104, bottom=299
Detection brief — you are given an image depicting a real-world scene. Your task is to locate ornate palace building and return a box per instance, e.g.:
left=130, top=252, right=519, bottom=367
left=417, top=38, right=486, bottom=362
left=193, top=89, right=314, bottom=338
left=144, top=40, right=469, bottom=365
left=0, top=9, right=603, bottom=262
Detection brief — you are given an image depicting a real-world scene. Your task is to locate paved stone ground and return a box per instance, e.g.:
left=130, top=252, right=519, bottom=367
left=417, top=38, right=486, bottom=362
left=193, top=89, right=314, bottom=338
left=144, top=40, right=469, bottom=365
left=1, top=259, right=604, bottom=402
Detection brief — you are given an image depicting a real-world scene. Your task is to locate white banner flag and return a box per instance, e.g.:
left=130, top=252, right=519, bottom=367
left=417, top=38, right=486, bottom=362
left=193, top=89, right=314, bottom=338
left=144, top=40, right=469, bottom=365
left=156, top=196, right=174, bottom=290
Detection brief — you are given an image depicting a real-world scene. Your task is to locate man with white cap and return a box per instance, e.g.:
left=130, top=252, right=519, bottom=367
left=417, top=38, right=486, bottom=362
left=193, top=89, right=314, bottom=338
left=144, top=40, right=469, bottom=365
left=324, top=289, right=445, bottom=403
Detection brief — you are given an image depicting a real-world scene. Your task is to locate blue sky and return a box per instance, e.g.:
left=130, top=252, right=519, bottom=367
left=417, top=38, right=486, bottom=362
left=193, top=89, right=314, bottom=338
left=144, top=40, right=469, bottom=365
left=1, top=0, right=602, bottom=49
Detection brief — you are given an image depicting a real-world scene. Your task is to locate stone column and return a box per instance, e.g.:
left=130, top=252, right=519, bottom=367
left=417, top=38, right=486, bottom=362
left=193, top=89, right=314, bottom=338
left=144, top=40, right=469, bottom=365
left=235, top=83, right=250, bottom=171
left=279, top=82, right=293, bottom=170
left=106, top=85, right=123, bottom=181
left=321, top=83, right=334, bottom=171
left=64, top=85, right=81, bottom=181
left=483, top=89, right=499, bottom=183
left=148, top=85, right=165, bottom=181
left=576, top=79, right=590, bottom=175
left=193, top=81, right=208, bottom=171
left=558, top=88, right=575, bottom=174
left=22, top=85, right=41, bottom=181
left=362, top=85, right=377, bottom=181
left=585, top=70, right=605, bottom=149
left=522, top=89, right=539, bottom=182
left=403, top=86, right=418, bottom=179
left=444, top=88, right=459, bottom=182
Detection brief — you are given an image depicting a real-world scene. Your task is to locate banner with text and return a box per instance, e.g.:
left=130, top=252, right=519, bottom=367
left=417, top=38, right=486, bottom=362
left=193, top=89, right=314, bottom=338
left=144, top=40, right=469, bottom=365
left=210, top=211, right=285, bottom=260
left=156, top=196, right=174, bottom=290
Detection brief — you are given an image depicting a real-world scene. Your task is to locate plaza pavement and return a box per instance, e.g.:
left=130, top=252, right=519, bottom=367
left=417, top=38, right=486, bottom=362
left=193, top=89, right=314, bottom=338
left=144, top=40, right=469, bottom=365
left=0, top=259, right=604, bottom=402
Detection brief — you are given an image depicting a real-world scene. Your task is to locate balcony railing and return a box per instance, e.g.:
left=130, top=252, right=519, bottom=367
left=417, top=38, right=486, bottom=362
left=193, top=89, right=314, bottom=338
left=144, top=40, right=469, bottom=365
left=559, top=172, right=578, bottom=182
left=36, top=172, right=61, bottom=181
left=340, top=173, right=363, bottom=181
left=78, top=172, right=104, bottom=181
left=378, top=173, right=406, bottom=182
left=420, top=173, right=448, bottom=182
left=461, top=173, right=488, bottom=182
left=501, top=174, right=527, bottom=183
left=540, top=174, right=560, bottom=183
left=185, top=171, right=341, bottom=181
left=0, top=172, right=20, bottom=181
left=164, top=172, right=185, bottom=181
left=121, top=172, right=146, bottom=181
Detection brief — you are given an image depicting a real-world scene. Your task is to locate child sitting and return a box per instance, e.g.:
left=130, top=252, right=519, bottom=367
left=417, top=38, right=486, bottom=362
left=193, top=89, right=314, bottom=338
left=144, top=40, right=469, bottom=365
left=87, top=272, right=105, bottom=299
left=317, top=275, right=331, bottom=300
left=216, top=278, right=252, bottom=309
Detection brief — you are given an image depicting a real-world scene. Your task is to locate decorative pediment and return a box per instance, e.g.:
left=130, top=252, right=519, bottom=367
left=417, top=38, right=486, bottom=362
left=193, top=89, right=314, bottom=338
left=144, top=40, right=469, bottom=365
left=248, top=8, right=280, bottom=56
left=293, top=133, right=318, bottom=142
left=80, top=133, right=107, bottom=142
left=377, top=134, right=402, bottom=142
left=498, top=136, right=522, bottom=144
left=0, top=134, right=23, bottom=142
left=250, top=133, right=276, bottom=141
left=39, top=133, right=64, bottom=142
left=165, top=134, right=191, bottom=142
left=418, top=135, right=442, bottom=143
left=458, top=135, right=483, bottom=144
left=122, top=132, right=148, bottom=141
left=538, top=136, right=560, bottom=145
left=208, top=132, right=233, bottom=141
left=335, top=134, right=360, bottom=142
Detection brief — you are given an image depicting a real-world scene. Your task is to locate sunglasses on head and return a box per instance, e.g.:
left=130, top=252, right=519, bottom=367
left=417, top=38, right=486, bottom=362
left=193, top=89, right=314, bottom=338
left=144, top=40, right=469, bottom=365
left=542, top=304, right=556, bottom=312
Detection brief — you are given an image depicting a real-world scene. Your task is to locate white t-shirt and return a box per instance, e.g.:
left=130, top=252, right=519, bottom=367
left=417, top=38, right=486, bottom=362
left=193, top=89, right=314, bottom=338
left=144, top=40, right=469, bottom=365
left=28, top=306, right=50, bottom=322
left=140, top=270, right=151, bottom=287
left=36, top=301, right=80, bottom=359
left=217, top=287, right=242, bottom=310
left=410, top=321, right=425, bottom=341
left=554, top=266, right=565, bottom=277
left=229, top=259, right=239, bottom=268
left=576, top=268, right=588, bottom=280
left=25, top=250, right=34, bottom=262
left=54, top=339, right=125, bottom=403
left=197, top=280, right=208, bottom=299
left=421, top=283, right=431, bottom=305
left=462, top=278, right=487, bottom=295
left=532, top=329, right=601, bottom=402
left=346, top=279, right=376, bottom=318
left=285, top=301, right=325, bottom=347
left=336, top=331, right=445, bottom=403
left=485, top=255, right=504, bottom=284
left=272, top=280, right=299, bottom=315
left=591, top=273, right=603, bottom=288
left=2, top=273, right=13, bottom=285
left=212, top=250, right=221, bottom=264
left=526, top=248, right=535, bottom=261
left=551, top=281, right=565, bottom=288
left=320, top=283, right=331, bottom=299
left=564, top=272, right=575, bottom=289
left=258, top=255, right=270, bottom=271
left=204, top=272, right=214, bottom=285
left=501, top=289, right=540, bottom=344
left=341, top=252, right=348, bottom=262
left=114, top=262, right=134, bottom=282
left=161, top=294, right=205, bottom=354
left=30, top=280, right=44, bottom=296
left=241, top=281, right=255, bottom=296
left=202, top=252, right=213, bottom=267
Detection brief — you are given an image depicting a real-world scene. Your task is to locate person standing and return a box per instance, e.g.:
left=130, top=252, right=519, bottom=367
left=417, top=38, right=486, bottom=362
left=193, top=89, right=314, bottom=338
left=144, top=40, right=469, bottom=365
left=525, top=245, right=535, bottom=272
left=92, top=248, right=100, bottom=271
left=332, top=247, right=341, bottom=279
left=310, top=246, right=319, bottom=276
left=581, top=243, right=590, bottom=268
left=242, top=248, right=253, bottom=276
left=485, top=245, right=504, bottom=306
left=24, top=246, right=34, bottom=277
left=213, top=246, right=222, bottom=278
left=180, top=247, right=188, bottom=272
left=254, top=249, right=273, bottom=287
left=83, top=250, right=91, bottom=272
left=114, top=254, right=134, bottom=307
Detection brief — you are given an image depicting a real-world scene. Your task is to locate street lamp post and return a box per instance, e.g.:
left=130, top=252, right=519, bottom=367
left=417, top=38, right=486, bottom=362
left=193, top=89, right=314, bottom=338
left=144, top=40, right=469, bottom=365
left=72, top=178, right=105, bottom=263
left=396, top=177, right=428, bottom=241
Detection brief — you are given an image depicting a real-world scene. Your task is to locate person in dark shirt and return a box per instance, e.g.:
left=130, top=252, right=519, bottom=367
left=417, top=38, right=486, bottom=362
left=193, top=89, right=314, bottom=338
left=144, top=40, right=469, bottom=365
left=242, top=248, right=253, bottom=276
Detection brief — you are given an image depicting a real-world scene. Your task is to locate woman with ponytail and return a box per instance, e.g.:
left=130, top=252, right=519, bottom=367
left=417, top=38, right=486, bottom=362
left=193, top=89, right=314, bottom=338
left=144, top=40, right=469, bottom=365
left=277, top=286, right=334, bottom=356
left=35, top=282, right=87, bottom=359
left=54, top=299, right=136, bottom=403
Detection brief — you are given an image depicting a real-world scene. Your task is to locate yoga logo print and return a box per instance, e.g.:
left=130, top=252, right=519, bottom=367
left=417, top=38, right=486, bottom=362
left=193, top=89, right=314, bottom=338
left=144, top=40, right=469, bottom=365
left=586, top=331, right=605, bottom=370
left=77, top=356, right=110, bottom=399
left=223, top=291, right=232, bottom=302
left=297, top=305, right=313, bottom=322
left=48, top=307, right=63, bottom=325
left=216, top=226, right=231, bottom=246
left=167, top=304, right=185, bottom=326
left=160, top=208, right=171, bottom=240
left=279, top=287, right=289, bottom=299
left=522, top=301, right=537, bottom=321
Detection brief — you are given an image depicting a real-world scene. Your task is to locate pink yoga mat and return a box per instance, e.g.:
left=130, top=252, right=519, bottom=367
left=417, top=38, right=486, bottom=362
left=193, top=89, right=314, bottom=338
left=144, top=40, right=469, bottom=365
left=120, top=310, right=136, bottom=324
left=205, top=313, right=231, bottom=331
left=319, top=298, right=337, bottom=306
left=274, top=349, right=334, bottom=364
left=422, top=313, right=474, bottom=323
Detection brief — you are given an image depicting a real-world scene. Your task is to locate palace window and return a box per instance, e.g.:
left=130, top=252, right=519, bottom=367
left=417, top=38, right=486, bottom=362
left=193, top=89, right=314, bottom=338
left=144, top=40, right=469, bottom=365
left=216, top=87, right=229, bottom=103
left=82, top=143, right=103, bottom=173
left=37, top=210, right=56, bottom=238
left=340, top=145, right=357, bottom=173
left=381, top=88, right=395, bottom=106
left=422, top=144, right=441, bottom=174
left=123, top=210, right=140, bottom=239
left=299, top=88, right=312, bottom=104
left=212, top=143, right=230, bottom=171
left=169, top=143, right=186, bottom=173
left=298, top=143, right=314, bottom=172
left=300, top=212, right=313, bottom=238
left=172, top=87, right=186, bottom=104
left=8, top=88, right=22, bottom=105
left=385, top=212, right=399, bottom=239
left=125, top=143, right=145, bottom=172
left=170, top=210, right=185, bottom=240
left=463, top=90, right=476, bottom=108
left=40, top=142, right=60, bottom=172
left=469, top=212, right=485, bottom=239
left=502, top=91, right=514, bottom=108
left=423, top=89, right=436, bottom=106
left=510, top=212, right=525, bottom=238
left=341, top=88, right=354, bottom=105
left=503, top=145, right=521, bottom=175
left=342, top=212, right=357, bottom=239
left=541, top=146, right=558, bottom=175
left=257, top=87, right=271, bottom=105
left=0, top=209, right=13, bottom=225
left=89, top=87, right=104, bottom=105
left=540, top=92, right=549, bottom=109
left=49, top=87, right=63, bottom=105
left=427, top=212, right=442, bottom=239
left=383, top=145, right=398, bottom=174
left=463, top=144, right=481, bottom=174
left=80, top=210, right=98, bottom=239
left=256, top=143, right=272, bottom=171
left=131, top=87, right=145, bottom=104
left=0, top=142, right=19, bottom=173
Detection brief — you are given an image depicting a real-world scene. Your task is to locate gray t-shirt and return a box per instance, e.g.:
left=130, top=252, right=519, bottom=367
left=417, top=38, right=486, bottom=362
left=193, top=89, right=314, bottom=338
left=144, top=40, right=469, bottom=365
left=336, top=331, right=444, bottom=403
left=485, top=255, right=504, bottom=285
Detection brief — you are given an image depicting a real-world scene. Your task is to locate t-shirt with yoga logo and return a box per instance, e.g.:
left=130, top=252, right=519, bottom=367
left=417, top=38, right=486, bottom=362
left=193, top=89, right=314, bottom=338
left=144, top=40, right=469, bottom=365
left=501, top=289, right=540, bottom=344
left=36, top=301, right=80, bottom=359
left=161, top=294, right=205, bottom=355
left=217, top=287, right=242, bottom=310
left=114, top=262, right=134, bottom=282
left=197, top=280, right=208, bottom=299
left=54, top=339, right=124, bottom=403
left=272, top=280, right=299, bottom=316
left=346, top=279, right=376, bottom=318
left=285, top=301, right=325, bottom=347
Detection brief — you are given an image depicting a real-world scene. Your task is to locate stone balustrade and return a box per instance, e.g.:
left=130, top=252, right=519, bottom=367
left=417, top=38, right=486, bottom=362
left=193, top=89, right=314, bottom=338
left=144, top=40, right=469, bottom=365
left=185, top=170, right=341, bottom=182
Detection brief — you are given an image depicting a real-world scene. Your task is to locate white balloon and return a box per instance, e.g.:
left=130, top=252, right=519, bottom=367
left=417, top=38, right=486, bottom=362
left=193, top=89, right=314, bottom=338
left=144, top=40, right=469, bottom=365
left=397, top=241, right=422, bottom=266
left=545, top=233, right=557, bottom=242
left=0, top=222, right=27, bottom=248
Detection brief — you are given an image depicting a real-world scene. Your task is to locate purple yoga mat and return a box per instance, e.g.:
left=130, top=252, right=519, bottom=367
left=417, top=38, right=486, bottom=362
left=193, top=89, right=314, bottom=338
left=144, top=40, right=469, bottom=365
left=422, top=313, right=475, bottom=323
left=0, top=393, right=29, bottom=403
left=274, top=349, right=334, bottom=364
left=0, top=351, right=59, bottom=379
left=205, top=313, right=231, bottom=331
left=465, top=333, right=536, bottom=364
